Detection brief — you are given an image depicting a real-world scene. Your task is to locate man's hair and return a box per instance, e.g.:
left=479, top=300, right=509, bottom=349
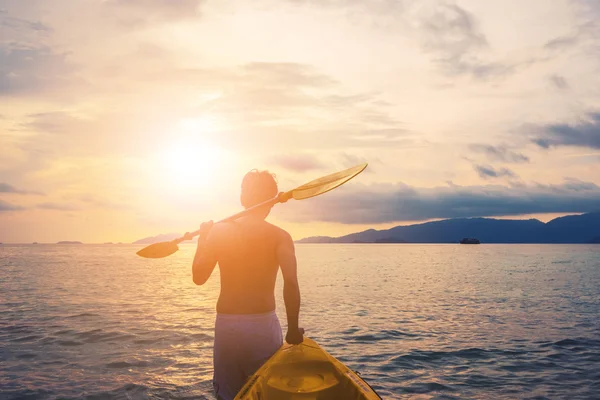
left=240, top=170, right=278, bottom=209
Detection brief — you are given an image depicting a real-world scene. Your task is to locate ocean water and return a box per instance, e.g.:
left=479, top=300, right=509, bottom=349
left=1, top=243, right=599, bottom=399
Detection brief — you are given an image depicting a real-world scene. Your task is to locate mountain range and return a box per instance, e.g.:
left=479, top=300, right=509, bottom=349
left=297, top=212, right=600, bottom=244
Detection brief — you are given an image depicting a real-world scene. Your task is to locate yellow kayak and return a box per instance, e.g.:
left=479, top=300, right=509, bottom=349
left=235, top=338, right=381, bottom=400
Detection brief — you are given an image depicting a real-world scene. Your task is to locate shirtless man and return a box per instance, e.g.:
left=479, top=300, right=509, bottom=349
left=189, top=170, right=304, bottom=400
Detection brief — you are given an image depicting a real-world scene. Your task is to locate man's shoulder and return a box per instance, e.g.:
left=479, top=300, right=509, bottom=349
left=212, top=220, right=290, bottom=238
left=264, top=221, right=293, bottom=242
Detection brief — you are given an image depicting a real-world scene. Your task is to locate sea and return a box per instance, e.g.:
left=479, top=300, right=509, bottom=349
left=1, top=244, right=599, bottom=399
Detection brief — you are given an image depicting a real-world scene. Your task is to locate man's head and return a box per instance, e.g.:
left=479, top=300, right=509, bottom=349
left=240, top=170, right=278, bottom=216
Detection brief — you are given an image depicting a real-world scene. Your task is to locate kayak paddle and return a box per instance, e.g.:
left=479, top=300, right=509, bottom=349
left=136, top=162, right=367, bottom=259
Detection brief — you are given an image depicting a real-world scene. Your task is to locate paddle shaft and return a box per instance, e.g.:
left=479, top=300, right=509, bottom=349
left=174, top=190, right=293, bottom=244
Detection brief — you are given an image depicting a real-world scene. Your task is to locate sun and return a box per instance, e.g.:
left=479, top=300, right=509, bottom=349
left=160, top=117, right=224, bottom=189
left=164, top=142, right=221, bottom=187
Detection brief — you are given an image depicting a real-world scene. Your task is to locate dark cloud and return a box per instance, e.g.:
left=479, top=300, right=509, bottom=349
left=24, top=112, right=79, bottom=134
left=283, top=1, right=507, bottom=79
left=0, top=11, right=52, bottom=35
left=415, top=3, right=513, bottom=79
left=469, top=144, right=529, bottom=163
left=0, top=182, right=42, bottom=195
left=473, top=164, right=517, bottom=179
left=270, top=154, right=324, bottom=172
left=0, top=199, right=24, bottom=211
left=0, top=44, right=76, bottom=96
left=37, top=202, right=80, bottom=211
left=277, top=180, right=600, bottom=224
left=549, top=75, right=569, bottom=90
left=0, top=183, right=19, bottom=193
left=542, top=16, right=598, bottom=57
left=531, top=112, right=600, bottom=149
left=285, top=1, right=566, bottom=80
left=544, top=34, right=579, bottom=51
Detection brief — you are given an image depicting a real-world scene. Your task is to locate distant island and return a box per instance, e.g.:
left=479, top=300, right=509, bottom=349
left=57, top=241, right=83, bottom=244
left=298, top=212, right=600, bottom=244
left=460, top=238, right=481, bottom=244
left=133, top=233, right=180, bottom=244
left=133, top=233, right=195, bottom=245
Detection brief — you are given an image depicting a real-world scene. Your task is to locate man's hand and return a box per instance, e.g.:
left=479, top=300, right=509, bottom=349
left=198, top=220, right=214, bottom=240
left=185, top=220, right=213, bottom=242
left=286, top=327, right=304, bottom=345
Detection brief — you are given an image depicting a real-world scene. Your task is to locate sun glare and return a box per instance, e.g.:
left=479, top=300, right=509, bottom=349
left=179, top=117, right=219, bottom=133
left=164, top=143, right=221, bottom=187
left=160, top=117, right=225, bottom=190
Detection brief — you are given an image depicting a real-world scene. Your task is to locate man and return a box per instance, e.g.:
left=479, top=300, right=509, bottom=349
left=189, top=169, right=304, bottom=400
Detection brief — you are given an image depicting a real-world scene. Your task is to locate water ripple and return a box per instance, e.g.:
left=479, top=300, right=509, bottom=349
left=1, top=243, right=599, bottom=399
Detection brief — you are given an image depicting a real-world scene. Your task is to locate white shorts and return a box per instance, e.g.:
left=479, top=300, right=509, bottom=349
left=212, top=311, right=283, bottom=400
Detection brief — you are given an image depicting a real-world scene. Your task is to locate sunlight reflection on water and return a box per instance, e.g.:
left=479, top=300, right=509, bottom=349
left=1, top=244, right=599, bottom=399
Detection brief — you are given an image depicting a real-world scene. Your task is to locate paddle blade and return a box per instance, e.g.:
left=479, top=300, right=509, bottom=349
left=290, top=163, right=367, bottom=200
left=136, top=241, right=179, bottom=258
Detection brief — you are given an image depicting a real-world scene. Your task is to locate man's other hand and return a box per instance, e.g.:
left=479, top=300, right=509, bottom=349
left=286, top=327, right=304, bottom=345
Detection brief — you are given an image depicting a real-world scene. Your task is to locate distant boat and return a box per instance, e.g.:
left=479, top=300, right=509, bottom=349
left=460, top=238, right=481, bottom=244
left=32, top=242, right=38, bottom=244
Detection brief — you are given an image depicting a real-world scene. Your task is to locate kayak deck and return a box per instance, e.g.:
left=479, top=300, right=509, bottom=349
left=235, top=338, right=381, bottom=399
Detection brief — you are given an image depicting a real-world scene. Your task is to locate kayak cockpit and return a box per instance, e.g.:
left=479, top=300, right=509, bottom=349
left=235, top=339, right=381, bottom=400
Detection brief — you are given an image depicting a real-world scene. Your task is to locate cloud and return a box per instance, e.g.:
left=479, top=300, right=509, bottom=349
left=544, top=34, right=579, bottom=51
left=283, top=1, right=564, bottom=80
left=0, top=44, right=76, bottom=96
left=542, top=13, right=598, bottom=56
left=339, top=152, right=375, bottom=169
left=469, top=144, right=529, bottom=163
left=0, top=199, right=24, bottom=211
left=0, top=11, right=53, bottom=36
left=416, top=2, right=507, bottom=79
left=0, top=183, right=20, bottom=193
left=282, top=1, right=503, bottom=79
left=79, top=194, right=131, bottom=210
left=531, top=112, right=600, bottom=149
left=37, top=202, right=80, bottom=211
left=24, top=112, right=80, bottom=134
left=101, top=0, right=207, bottom=27
left=473, top=164, right=517, bottom=179
left=270, top=154, right=324, bottom=172
left=278, top=180, right=600, bottom=224
left=549, top=75, right=569, bottom=90
left=14, top=61, right=408, bottom=158
left=0, top=182, right=42, bottom=195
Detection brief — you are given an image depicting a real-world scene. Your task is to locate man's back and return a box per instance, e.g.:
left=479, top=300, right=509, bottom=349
left=211, top=217, right=284, bottom=314
left=190, top=169, right=303, bottom=400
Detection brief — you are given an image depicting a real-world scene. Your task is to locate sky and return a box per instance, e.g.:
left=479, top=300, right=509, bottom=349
left=1, top=0, right=600, bottom=243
